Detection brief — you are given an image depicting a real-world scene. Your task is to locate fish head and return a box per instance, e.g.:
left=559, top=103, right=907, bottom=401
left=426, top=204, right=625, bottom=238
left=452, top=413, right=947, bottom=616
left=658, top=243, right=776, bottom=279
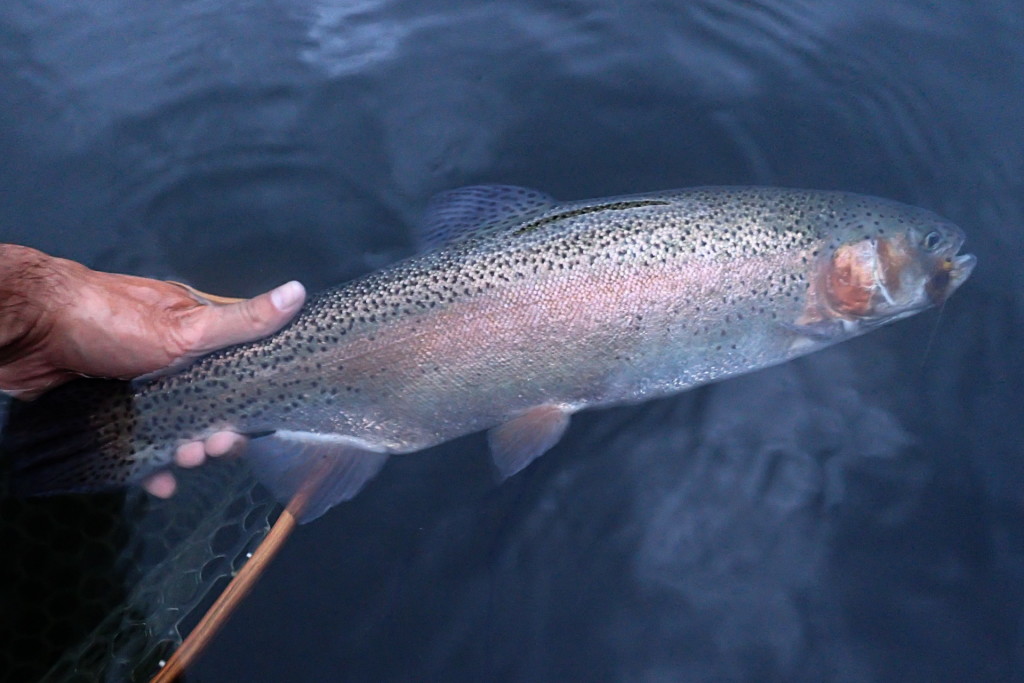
left=816, top=199, right=976, bottom=328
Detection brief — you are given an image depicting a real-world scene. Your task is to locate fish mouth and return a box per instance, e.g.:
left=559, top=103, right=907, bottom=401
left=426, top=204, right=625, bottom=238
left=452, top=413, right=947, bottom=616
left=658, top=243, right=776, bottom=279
left=927, top=251, right=976, bottom=304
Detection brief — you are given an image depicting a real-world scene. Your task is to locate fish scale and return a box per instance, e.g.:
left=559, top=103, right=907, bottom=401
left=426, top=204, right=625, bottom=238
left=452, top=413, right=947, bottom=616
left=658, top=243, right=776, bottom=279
left=2, top=185, right=975, bottom=522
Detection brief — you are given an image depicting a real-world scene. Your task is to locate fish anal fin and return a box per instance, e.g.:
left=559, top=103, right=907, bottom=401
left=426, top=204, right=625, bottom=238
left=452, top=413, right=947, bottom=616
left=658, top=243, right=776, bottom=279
left=244, top=430, right=389, bottom=523
left=417, top=184, right=555, bottom=250
left=487, top=404, right=572, bottom=480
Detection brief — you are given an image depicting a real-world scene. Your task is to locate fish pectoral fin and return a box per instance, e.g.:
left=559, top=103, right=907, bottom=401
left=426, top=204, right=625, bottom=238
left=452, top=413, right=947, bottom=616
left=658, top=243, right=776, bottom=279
left=417, top=184, right=556, bottom=250
left=781, top=319, right=847, bottom=341
left=244, top=430, right=389, bottom=523
left=487, top=404, right=572, bottom=480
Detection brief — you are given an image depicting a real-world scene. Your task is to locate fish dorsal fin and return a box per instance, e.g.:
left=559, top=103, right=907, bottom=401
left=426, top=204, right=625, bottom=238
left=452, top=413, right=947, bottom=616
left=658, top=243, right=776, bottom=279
left=243, top=430, right=389, bottom=523
left=487, top=404, right=572, bottom=479
left=417, top=184, right=556, bottom=249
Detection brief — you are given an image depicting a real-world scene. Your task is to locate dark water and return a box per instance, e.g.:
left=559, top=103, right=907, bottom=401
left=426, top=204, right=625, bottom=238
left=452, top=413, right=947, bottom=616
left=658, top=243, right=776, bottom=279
left=1, top=0, right=1022, bottom=681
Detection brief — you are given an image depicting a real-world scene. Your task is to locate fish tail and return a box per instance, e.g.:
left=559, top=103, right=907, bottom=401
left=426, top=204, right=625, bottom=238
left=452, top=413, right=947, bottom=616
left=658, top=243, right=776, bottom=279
left=1, top=379, right=140, bottom=496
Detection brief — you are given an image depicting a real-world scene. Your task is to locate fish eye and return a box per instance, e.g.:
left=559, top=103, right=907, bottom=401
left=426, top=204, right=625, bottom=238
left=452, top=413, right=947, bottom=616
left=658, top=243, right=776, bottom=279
left=922, top=230, right=944, bottom=251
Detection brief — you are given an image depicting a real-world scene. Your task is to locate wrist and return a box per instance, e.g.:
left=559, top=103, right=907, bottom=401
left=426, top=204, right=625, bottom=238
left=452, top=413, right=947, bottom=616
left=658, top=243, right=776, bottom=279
left=0, top=245, right=62, bottom=365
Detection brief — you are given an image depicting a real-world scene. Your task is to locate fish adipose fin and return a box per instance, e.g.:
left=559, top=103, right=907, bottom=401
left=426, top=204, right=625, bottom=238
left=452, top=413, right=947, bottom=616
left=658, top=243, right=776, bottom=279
left=417, top=184, right=555, bottom=249
left=244, top=431, right=389, bottom=523
left=1, top=379, right=138, bottom=496
left=487, top=404, right=572, bottom=479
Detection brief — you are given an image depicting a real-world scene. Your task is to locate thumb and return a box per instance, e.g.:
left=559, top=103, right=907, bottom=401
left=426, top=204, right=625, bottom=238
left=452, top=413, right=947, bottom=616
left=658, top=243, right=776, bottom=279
left=189, top=280, right=306, bottom=354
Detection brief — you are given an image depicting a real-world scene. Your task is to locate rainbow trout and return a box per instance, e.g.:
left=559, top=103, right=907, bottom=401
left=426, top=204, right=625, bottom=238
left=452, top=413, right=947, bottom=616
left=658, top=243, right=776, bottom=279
left=2, top=185, right=975, bottom=521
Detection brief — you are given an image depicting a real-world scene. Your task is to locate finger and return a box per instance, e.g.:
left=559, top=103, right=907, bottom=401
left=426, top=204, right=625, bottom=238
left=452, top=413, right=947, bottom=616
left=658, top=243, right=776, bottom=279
left=175, top=441, right=207, bottom=468
left=205, top=431, right=247, bottom=457
left=190, top=280, right=306, bottom=354
left=143, top=471, right=177, bottom=498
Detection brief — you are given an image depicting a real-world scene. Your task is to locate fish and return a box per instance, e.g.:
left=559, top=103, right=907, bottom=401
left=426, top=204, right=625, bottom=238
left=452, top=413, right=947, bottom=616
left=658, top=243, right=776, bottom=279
left=1, top=185, right=976, bottom=522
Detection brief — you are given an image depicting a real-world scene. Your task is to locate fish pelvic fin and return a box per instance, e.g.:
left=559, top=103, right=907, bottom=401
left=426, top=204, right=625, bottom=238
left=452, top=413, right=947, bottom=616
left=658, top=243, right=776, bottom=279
left=487, top=404, right=572, bottom=480
left=1, top=379, right=139, bottom=496
left=243, top=431, right=389, bottom=523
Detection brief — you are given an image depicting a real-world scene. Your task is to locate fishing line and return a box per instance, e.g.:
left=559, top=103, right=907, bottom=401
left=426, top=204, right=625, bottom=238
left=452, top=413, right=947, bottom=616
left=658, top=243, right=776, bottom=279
left=919, top=300, right=947, bottom=370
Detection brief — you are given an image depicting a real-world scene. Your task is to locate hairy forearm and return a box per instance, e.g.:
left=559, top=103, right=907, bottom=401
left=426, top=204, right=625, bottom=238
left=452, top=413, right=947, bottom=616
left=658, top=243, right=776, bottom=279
left=0, top=244, right=56, bottom=367
left=0, top=243, right=304, bottom=402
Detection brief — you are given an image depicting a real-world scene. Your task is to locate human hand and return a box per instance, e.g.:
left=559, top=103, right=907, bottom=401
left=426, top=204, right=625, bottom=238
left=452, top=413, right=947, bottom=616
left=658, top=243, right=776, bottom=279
left=0, top=245, right=306, bottom=497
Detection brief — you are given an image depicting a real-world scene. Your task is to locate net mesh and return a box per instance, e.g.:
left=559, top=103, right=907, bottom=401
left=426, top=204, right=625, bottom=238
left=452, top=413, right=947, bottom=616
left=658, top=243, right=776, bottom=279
left=0, top=414, right=279, bottom=683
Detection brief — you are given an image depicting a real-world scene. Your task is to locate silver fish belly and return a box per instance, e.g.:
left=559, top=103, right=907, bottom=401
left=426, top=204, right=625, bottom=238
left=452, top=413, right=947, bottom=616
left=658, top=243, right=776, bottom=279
left=3, top=185, right=976, bottom=521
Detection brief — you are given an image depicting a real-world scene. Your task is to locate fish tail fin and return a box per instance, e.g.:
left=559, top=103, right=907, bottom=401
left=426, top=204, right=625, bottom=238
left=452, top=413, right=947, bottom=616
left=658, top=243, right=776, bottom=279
left=1, top=379, right=140, bottom=496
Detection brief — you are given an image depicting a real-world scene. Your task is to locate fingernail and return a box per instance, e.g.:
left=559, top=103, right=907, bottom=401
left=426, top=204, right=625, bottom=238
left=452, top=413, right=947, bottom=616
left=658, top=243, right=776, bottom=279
left=270, top=281, right=305, bottom=311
